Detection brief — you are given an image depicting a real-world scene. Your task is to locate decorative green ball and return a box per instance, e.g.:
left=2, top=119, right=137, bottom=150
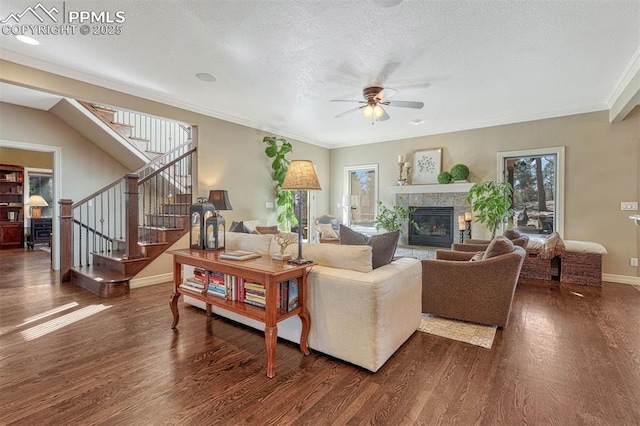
left=450, top=164, right=470, bottom=181
left=437, top=171, right=452, bottom=184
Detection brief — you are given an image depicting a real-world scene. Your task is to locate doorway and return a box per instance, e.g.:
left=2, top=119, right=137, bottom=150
left=0, top=140, right=61, bottom=270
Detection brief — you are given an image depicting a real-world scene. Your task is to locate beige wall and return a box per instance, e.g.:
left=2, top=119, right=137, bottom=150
left=0, top=102, right=129, bottom=202
left=0, top=146, right=52, bottom=169
left=331, top=109, right=640, bottom=278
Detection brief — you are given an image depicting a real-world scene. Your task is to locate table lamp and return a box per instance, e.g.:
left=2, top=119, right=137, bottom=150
left=281, top=160, right=321, bottom=264
left=26, top=195, right=48, bottom=218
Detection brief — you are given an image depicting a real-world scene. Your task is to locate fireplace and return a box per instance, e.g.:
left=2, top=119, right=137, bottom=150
left=409, top=207, right=454, bottom=248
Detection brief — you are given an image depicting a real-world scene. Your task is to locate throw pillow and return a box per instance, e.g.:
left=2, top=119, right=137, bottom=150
left=482, top=236, right=515, bottom=260
left=503, top=229, right=523, bottom=240
left=229, top=221, right=250, bottom=233
left=255, top=225, right=279, bottom=235
left=316, top=223, right=338, bottom=239
left=339, top=224, right=367, bottom=245
left=339, top=224, right=400, bottom=269
left=469, top=251, right=484, bottom=261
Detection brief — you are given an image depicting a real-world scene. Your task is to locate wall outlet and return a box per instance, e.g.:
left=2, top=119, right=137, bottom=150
left=631, top=258, right=638, bottom=267
left=620, top=201, right=638, bottom=211
left=265, top=201, right=274, bottom=209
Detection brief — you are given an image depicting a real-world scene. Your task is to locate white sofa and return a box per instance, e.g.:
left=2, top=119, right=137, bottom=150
left=183, top=232, right=422, bottom=372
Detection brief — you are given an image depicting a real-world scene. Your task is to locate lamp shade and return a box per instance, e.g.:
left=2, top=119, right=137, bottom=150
left=208, top=190, right=233, bottom=211
left=281, top=160, right=321, bottom=190
left=26, top=195, right=48, bottom=207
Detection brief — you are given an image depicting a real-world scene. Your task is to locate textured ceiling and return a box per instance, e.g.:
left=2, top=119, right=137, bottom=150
left=0, top=0, right=638, bottom=148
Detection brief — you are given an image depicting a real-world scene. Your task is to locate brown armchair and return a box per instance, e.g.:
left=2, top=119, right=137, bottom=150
left=451, top=232, right=529, bottom=252
left=421, top=244, right=526, bottom=328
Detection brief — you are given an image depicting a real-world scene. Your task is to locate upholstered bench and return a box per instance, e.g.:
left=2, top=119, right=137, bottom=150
left=523, top=237, right=607, bottom=286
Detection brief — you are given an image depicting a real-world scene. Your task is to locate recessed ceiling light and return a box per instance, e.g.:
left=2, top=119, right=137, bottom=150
left=410, top=119, right=425, bottom=126
left=372, top=0, right=403, bottom=7
left=16, top=35, right=39, bottom=45
left=196, top=72, right=217, bottom=82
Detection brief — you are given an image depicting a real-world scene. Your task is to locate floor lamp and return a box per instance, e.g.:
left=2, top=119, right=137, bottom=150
left=281, top=160, right=321, bottom=265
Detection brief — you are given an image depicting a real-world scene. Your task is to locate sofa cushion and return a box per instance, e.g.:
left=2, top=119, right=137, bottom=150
left=242, top=219, right=264, bottom=234
left=255, top=225, right=279, bottom=235
left=502, top=229, right=529, bottom=248
left=340, top=225, right=400, bottom=269
left=229, top=221, right=251, bottom=233
left=302, top=243, right=373, bottom=272
left=482, top=236, right=514, bottom=260
left=225, top=232, right=273, bottom=254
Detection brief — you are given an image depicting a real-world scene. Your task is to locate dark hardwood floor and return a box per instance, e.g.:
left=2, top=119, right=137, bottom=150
left=1, top=248, right=639, bottom=425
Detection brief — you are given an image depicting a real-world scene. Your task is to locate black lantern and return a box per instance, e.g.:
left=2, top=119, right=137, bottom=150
left=206, top=190, right=233, bottom=251
left=205, top=216, right=226, bottom=250
left=189, top=202, right=216, bottom=250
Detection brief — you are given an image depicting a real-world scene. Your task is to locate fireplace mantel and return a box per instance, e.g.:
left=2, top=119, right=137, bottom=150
left=389, top=182, right=474, bottom=194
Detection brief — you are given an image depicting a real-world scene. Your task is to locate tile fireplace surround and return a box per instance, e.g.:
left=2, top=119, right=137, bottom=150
left=392, top=182, right=474, bottom=246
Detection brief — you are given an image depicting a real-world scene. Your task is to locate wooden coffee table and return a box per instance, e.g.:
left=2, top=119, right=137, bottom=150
left=168, top=248, right=314, bottom=378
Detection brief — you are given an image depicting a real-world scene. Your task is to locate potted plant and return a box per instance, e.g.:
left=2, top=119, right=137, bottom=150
left=466, top=180, right=513, bottom=238
left=263, top=136, right=297, bottom=231
left=374, top=202, right=419, bottom=233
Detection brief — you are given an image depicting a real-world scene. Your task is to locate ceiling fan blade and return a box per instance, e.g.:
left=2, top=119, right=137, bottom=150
left=330, top=99, right=366, bottom=103
left=377, top=107, right=390, bottom=122
left=376, top=88, right=398, bottom=101
left=384, top=100, right=424, bottom=109
left=335, top=106, right=364, bottom=118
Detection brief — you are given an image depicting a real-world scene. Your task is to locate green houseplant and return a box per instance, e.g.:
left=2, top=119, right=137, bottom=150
left=466, top=180, right=513, bottom=238
left=263, top=136, right=297, bottom=231
left=374, top=202, right=419, bottom=233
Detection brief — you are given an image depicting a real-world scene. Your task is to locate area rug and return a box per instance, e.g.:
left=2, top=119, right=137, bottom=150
left=417, top=314, right=497, bottom=349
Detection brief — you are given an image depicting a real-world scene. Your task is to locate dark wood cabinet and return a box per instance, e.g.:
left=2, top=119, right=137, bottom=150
left=28, top=218, right=52, bottom=249
left=0, top=164, right=24, bottom=249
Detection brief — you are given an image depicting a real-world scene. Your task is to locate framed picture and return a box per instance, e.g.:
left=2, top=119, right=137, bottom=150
left=411, top=148, right=442, bottom=184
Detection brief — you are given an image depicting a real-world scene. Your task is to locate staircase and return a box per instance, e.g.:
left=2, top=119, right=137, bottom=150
left=60, top=137, right=196, bottom=298
left=79, top=101, right=191, bottom=161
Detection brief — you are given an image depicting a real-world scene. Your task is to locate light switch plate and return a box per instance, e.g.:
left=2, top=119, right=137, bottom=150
left=620, top=202, right=638, bottom=211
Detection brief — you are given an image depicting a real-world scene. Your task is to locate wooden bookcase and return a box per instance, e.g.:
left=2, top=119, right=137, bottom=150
left=0, top=164, right=24, bottom=249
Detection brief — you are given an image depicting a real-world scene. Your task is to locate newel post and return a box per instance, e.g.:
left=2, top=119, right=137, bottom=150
left=123, top=173, right=142, bottom=259
left=59, top=199, right=73, bottom=283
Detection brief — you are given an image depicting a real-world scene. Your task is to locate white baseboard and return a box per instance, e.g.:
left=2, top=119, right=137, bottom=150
left=602, top=273, right=640, bottom=286
left=130, top=273, right=173, bottom=289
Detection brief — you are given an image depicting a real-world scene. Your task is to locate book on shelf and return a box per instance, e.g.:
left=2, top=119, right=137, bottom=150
left=179, top=283, right=204, bottom=294
left=218, top=250, right=261, bottom=261
left=279, top=278, right=299, bottom=312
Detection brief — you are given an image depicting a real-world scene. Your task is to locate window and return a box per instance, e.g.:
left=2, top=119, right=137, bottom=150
left=25, top=168, right=53, bottom=218
left=343, top=164, right=378, bottom=231
left=498, top=147, right=565, bottom=237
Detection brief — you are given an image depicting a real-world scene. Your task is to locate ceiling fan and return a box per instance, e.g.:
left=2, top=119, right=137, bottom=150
left=330, top=86, right=424, bottom=123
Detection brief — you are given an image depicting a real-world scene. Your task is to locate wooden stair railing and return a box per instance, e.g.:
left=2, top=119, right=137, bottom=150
left=79, top=101, right=191, bottom=160
left=60, top=143, right=196, bottom=297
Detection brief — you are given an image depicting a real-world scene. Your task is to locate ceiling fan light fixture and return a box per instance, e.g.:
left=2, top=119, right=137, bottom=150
left=362, top=105, right=374, bottom=118
left=373, top=105, right=384, bottom=119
